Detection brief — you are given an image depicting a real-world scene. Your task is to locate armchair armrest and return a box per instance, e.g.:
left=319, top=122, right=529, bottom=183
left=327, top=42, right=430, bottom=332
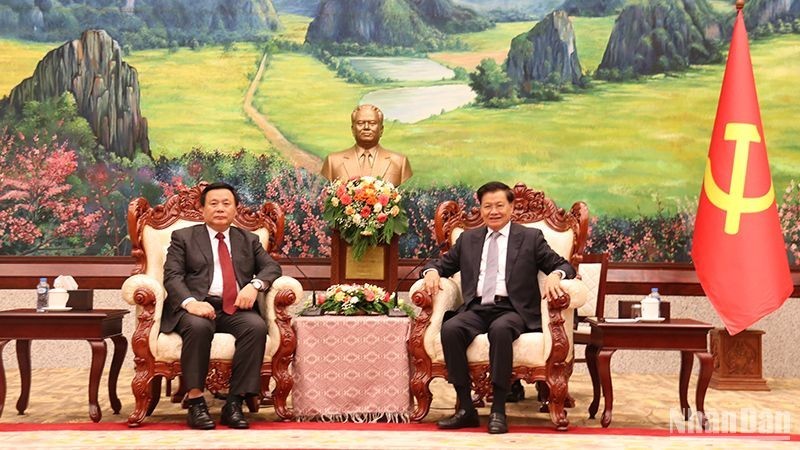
left=560, top=278, right=588, bottom=310
left=120, top=273, right=166, bottom=371
left=541, top=277, right=590, bottom=375
left=121, top=274, right=165, bottom=307
left=263, top=275, right=302, bottom=421
left=408, top=277, right=462, bottom=364
left=263, top=275, right=302, bottom=357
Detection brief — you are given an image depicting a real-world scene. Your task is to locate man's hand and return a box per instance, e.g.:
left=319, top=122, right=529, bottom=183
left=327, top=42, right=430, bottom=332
left=423, top=270, right=442, bottom=297
left=235, top=284, right=259, bottom=310
left=185, top=300, right=216, bottom=319
left=542, top=272, right=565, bottom=301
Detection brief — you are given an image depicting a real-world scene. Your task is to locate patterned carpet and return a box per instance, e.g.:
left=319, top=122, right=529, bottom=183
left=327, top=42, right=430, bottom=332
left=0, top=368, right=798, bottom=449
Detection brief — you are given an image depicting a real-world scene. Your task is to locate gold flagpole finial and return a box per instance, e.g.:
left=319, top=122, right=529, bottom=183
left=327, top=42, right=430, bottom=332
left=736, top=0, right=745, bottom=10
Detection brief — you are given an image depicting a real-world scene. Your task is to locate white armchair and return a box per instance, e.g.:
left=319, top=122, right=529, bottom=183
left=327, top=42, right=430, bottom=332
left=407, top=183, right=590, bottom=430
left=122, top=182, right=302, bottom=426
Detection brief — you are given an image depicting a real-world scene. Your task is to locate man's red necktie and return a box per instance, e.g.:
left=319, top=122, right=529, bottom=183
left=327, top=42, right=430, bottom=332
left=215, top=232, right=237, bottom=314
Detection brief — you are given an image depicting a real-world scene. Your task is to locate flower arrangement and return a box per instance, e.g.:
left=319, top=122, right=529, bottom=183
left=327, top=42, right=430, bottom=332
left=322, top=176, right=408, bottom=260
left=315, top=283, right=393, bottom=315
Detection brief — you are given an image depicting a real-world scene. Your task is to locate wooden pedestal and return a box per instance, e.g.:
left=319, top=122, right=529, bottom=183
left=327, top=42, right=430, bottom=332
left=330, top=231, right=398, bottom=292
left=709, top=328, right=769, bottom=391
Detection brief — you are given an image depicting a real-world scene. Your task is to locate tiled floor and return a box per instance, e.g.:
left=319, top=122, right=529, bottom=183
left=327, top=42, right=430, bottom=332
left=0, top=368, right=797, bottom=449
left=1, top=368, right=797, bottom=432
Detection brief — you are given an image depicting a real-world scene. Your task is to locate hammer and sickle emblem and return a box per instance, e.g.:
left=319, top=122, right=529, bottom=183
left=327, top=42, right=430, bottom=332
left=703, top=122, right=774, bottom=235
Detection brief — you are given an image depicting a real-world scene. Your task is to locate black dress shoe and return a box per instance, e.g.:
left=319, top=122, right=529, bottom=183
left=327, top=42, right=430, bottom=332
left=221, top=401, right=249, bottom=429
left=506, top=380, right=525, bottom=403
left=488, top=412, right=508, bottom=434
left=437, top=409, right=480, bottom=429
left=187, top=401, right=215, bottom=430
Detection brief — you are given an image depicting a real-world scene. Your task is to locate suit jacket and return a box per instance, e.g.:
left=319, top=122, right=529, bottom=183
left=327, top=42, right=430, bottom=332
left=423, top=223, right=576, bottom=331
left=320, top=145, right=413, bottom=186
left=161, top=224, right=282, bottom=333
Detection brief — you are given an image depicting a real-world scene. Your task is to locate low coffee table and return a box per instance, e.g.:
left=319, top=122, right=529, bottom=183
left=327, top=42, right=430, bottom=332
left=0, top=308, right=129, bottom=422
left=585, top=317, right=714, bottom=429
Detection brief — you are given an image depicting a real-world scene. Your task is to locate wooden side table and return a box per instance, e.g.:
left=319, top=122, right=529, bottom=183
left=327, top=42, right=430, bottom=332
left=0, top=308, right=129, bottom=422
left=585, top=318, right=714, bottom=429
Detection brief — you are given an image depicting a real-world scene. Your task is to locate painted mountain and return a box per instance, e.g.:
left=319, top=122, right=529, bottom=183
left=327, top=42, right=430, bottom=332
left=0, top=0, right=280, bottom=47
left=506, top=10, right=583, bottom=90
left=455, top=0, right=564, bottom=17
left=597, top=0, right=722, bottom=78
left=560, top=0, right=627, bottom=16
left=741, top=0, right=800, bottom=30
left=305, top=0, right=491, bottom=47
left=0, top=29, right=150, bottom=159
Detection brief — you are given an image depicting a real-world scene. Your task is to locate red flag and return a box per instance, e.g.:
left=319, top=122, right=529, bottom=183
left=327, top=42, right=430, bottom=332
left=692, top=8, right=792, bottom=335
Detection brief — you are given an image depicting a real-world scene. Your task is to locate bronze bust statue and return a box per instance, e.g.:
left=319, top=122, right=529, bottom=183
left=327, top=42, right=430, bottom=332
left=320, top=104, right=413, bottom=186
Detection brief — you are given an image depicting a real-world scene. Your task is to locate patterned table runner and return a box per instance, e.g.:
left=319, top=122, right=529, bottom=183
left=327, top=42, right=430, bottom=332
left=292, top=315, right=411, bottom=422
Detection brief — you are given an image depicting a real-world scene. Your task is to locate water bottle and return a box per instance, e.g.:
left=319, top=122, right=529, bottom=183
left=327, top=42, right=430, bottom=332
left=649, top=287, right=661, bottom=302
left=36, top=277, right=49, bottom=312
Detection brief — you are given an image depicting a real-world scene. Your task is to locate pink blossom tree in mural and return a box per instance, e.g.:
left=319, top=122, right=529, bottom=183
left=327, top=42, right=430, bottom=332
left=0, top=132, right=102, bottom=255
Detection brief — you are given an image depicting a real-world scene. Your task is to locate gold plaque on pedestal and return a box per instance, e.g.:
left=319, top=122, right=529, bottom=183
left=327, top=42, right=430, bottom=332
left=345, top=245, right=385, bottom=280
left=330, top=231, right=398, bottom=290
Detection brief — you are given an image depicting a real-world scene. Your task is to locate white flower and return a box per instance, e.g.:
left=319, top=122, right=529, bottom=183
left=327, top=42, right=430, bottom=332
left=373, top=203, right=382, bottom=213
left=331, top=197, right=340, bottom=207
left=352, top=215, right=362, bottom=225
left=349, top=296, right=359, bottom=304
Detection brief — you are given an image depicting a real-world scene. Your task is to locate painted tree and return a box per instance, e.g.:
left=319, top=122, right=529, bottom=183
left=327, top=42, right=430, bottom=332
left=0, top=132, right=102, bottom=255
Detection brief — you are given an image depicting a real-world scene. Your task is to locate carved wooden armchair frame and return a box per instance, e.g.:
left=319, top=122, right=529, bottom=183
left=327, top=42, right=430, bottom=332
left=407, top=183, right=589, bottom=431
left=121, top=182, right=300, bottom=426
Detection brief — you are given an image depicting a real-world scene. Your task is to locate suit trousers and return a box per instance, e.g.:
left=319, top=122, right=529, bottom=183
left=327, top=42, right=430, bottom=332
left=441, top=299, right=530, bottom=391
left=175, top=297, right=267, bottom=396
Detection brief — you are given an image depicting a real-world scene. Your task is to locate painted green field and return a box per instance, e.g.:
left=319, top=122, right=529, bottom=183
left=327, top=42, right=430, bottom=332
left=126, top=44, right=272, bottom=158
left=277, top=13, right=313, bottom=44
left=255, top=53, right=369, bottom=153
left=257, top=35, right=800, bottom=216
left=572, top=16, right=616, bottom=71
left=0, top=39, right=57, bottom=96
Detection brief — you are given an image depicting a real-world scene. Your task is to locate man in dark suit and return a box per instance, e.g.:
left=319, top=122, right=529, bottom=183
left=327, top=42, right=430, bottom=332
left=163, top=182, right=282, bottom=430
left=422, top=181, right=576, bottom=434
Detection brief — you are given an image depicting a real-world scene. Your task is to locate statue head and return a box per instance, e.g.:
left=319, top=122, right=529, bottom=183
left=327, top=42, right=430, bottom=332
left=351, top=104, right=384, bottom=149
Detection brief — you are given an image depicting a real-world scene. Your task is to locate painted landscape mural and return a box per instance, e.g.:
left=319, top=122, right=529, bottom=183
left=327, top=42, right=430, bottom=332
left=0, top=0, right=799, bottom=263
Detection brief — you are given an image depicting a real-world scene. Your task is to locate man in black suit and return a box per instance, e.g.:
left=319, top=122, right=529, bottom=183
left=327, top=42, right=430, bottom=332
left=422, top=181, right=576, bottom=434
left=163, top=182, right=282, bottom=430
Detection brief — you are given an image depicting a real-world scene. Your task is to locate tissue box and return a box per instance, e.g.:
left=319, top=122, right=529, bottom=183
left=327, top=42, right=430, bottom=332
left=67, top=289, right=94, bottom=310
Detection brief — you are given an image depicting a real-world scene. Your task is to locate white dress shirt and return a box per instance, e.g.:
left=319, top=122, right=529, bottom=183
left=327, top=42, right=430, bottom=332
left=476, top=222, right=510, bottom=298
left=181, top=226, right=238, bottom=308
